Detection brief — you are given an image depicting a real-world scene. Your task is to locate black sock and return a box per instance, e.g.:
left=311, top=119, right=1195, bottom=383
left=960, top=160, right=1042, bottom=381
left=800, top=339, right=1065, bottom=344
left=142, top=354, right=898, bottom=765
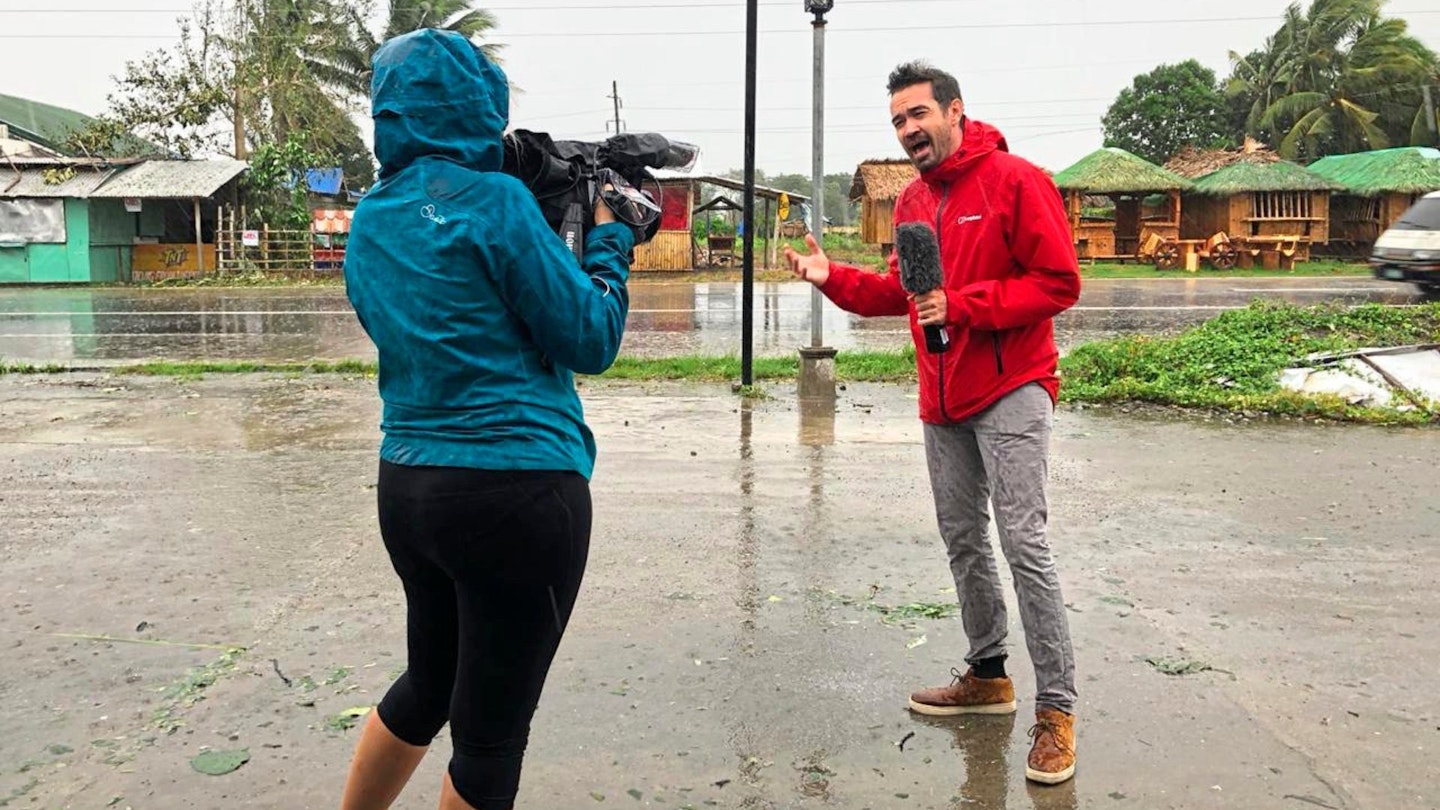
left=972, top=656, right=1007, bottom=680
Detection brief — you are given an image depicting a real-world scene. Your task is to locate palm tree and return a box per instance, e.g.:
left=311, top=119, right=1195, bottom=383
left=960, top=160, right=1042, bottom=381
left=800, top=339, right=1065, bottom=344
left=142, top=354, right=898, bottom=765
left=330, top=1, right=502, bottom=98
left=1227, top=0, right=1437, bottom=159
left=227, top=1, right=499, bottom=180
left=227, top=0, right=359, bottom=147
left=1226, top=39, right=1292, bottom=143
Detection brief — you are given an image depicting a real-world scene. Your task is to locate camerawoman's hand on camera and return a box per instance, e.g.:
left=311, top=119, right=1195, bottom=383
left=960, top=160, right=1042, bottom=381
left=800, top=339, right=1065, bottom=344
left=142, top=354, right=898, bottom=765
left=594, top=185, right=617, bottom=227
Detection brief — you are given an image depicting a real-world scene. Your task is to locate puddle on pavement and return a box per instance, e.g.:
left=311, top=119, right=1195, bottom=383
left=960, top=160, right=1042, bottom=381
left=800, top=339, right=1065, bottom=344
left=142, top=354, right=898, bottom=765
left=0, top=280, right=1422, bottom=364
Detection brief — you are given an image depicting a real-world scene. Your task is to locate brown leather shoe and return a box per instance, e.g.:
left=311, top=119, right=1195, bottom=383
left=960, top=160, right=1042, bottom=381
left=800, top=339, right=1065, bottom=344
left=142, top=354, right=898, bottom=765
left=907, top=667, right=1017, bottom=716
left=1025, top=706, right=1076, bottom=784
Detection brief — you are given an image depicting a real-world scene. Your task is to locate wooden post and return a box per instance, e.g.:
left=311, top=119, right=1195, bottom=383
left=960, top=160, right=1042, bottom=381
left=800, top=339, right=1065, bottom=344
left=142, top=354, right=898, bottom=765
left=216, top=206, right=224, bottom=274
left=687, top=180, right=697, bottom=270
left=766, top=196, right=777, bottom=269
left=194, top=198, right=204, bottom=273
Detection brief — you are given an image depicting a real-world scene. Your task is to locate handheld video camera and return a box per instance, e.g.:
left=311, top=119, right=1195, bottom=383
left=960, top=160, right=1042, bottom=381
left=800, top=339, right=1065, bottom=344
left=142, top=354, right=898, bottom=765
left=500, top=129, right=700, bottom=262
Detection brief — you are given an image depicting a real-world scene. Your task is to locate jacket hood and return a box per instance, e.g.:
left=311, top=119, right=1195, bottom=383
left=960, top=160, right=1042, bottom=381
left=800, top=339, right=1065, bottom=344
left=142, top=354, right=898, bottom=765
left=921, top=118, right=1008, bottom=186
left=370, top=28, right=508, bottom=178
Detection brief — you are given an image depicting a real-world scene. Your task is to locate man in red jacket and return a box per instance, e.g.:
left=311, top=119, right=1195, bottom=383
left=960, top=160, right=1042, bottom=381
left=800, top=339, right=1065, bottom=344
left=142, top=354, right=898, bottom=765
left=785, top=61, right=1081, bottom=785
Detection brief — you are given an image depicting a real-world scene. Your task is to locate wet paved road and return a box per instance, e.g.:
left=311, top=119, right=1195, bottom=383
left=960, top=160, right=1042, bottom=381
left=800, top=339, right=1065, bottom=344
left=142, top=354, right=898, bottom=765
left=0, top=276, right=1421, bottom=364
left=3, top=376, right=1436, bottom=808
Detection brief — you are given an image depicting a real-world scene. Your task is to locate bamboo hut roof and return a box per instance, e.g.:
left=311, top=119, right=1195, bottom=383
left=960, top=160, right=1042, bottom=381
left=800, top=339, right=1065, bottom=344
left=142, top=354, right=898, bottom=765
left=849, top=159, right=917, bottom=201
left=1189, top=160, right=1341, bottom=196
left=1164, top=137, right=1281, bottom=178
left=1306, top=147, right=1440, bottom=197
left=1051, top=147, right=1192, bottom=194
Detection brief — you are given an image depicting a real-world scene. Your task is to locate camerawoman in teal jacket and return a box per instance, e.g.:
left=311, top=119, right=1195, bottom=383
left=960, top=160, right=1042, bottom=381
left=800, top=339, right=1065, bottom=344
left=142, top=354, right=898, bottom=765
left=339, top=28, right=633, bottom=810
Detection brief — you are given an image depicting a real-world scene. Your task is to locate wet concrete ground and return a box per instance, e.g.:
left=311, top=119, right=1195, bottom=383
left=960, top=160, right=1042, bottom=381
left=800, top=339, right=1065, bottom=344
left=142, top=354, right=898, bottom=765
left=0, top=276, right=1422, bottom=365
left=1, top=374, right=1436, bottom=809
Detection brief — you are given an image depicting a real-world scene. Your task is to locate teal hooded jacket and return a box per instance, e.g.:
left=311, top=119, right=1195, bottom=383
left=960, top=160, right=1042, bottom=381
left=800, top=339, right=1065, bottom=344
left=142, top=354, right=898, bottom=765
left=344, top=29, right=634, bottom=479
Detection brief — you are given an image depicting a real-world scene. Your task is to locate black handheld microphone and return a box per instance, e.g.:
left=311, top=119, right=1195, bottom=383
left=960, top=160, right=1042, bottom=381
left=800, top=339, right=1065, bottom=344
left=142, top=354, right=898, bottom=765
left=896, top=222, right=950, bottom=354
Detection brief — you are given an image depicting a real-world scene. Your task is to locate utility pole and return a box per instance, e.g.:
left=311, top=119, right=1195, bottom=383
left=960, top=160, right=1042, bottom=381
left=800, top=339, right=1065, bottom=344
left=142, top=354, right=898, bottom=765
left=741, top=0, right=758, bottom=387
left=232, top=0, right=246, bottom=159
left=798, top=0, right=837, bottom=401
left=234, top=87, right=246, bottom=160
left=608, top=81, right=624, bottom=133
left=1424, top=85, right=1438, bottom=148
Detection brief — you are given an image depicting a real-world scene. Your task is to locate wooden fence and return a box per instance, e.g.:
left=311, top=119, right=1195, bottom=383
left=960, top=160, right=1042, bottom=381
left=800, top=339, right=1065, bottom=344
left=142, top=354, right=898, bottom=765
left=214, top=207, right=341, bottom=276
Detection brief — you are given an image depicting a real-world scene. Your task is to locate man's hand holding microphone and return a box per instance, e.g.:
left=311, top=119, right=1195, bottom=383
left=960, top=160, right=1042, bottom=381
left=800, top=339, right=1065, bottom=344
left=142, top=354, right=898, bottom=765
left=911, top=288, right=947, bottom=328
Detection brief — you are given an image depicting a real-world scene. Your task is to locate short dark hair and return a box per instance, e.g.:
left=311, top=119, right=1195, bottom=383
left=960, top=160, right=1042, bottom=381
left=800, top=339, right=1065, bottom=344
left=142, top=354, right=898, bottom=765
left=886, top=61, right=963, bottom=107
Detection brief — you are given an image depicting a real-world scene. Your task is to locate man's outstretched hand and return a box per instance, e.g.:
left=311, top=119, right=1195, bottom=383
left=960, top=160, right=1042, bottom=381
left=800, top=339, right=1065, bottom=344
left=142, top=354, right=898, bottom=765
left=783, top=233, right=829, bottom=286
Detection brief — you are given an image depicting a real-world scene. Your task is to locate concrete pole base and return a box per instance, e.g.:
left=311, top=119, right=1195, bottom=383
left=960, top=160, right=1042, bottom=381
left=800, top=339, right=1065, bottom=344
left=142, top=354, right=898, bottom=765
left=798, top=346, right=839, bottom=400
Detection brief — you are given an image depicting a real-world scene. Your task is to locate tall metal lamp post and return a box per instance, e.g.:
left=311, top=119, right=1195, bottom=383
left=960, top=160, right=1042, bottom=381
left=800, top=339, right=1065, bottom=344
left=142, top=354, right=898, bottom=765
left=798, top=0, right=837, bottom=400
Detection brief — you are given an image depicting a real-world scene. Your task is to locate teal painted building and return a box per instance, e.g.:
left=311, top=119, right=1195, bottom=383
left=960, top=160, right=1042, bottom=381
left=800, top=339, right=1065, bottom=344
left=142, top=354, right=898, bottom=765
left=3, top=92, right=248, bottom=284
left=1, top=168, right=157, bottom=283
left=0, top=202, right=168, bottom=284
left=1, top=161, right=247, bottom=284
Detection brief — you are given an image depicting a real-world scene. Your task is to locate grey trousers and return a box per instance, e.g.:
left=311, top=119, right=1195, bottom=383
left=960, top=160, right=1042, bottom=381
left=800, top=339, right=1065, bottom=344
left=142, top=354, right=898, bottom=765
left=922, top=383, right=1077, bottom=713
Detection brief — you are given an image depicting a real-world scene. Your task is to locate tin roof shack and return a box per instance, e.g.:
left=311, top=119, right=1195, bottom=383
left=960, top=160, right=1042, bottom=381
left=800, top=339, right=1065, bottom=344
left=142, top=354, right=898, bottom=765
left=1180, top=159, right=1339, bottom=263
left=92, top=160, right=248, bottom=281
left=849, top=159, right=917, bottom=256
left=0, top=159, right=246, bottom=284
left=1307, top=147, right=1440, bottom=251
left=1052, top=148, right=1191, bottom=260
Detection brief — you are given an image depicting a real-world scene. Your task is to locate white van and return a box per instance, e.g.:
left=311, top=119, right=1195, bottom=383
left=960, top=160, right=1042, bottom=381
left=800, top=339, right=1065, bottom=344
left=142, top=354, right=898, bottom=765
left=1371, top=190, right=1440, bottom=296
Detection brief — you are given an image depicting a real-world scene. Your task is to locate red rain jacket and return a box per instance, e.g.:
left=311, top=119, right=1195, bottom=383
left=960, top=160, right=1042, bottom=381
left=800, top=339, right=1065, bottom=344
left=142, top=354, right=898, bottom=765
left=820, top=118, right=1081, bottom=424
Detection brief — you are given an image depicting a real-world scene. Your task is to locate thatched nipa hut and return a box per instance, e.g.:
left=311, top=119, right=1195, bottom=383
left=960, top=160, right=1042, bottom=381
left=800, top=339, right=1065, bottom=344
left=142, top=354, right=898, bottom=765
left=1307, top=147, right=1440, bottom=249
left=1051, top=147, right=1192, bottom=260
left=1181, top=160, right=1339, bottom=263
left=850, top=159, right=917, bottom=256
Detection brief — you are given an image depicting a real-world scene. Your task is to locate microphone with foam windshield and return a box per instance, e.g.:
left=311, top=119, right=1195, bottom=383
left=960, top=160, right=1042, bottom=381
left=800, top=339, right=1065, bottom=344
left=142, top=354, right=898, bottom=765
left=896, top=222, right=950, bottom=354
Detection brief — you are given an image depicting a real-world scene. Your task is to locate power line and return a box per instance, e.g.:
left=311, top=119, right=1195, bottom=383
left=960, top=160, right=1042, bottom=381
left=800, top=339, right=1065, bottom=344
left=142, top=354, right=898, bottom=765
left=5, top=10, right=1436, bottom=38
left=609, top=112, right=1102, bottom=129
left=571, top=118, right=1104, bottom=135
left=1, top=0, right=988, bottom=11
left=513, top=63, right=1163, bottom=95
left=520, top=108, right=614, bottom=122
left=495, top=10, right=1440, bottom=35
left=516, top=68, right=1153, bottom=96
left=1010, top=126, right=1105, bottom=143
left=619, top=100, right=1111, bottom=113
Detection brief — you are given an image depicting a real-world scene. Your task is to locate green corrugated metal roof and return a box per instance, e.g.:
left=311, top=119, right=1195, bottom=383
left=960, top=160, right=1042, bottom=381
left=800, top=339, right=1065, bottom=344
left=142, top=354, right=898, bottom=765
left=1052, top=147, right=1192, bottom=194
left=0, top=93, right=95, bottom=152
left=1190, top=160, right=1340, bottom=195
left=1307, top=147, right=1440, bottom=196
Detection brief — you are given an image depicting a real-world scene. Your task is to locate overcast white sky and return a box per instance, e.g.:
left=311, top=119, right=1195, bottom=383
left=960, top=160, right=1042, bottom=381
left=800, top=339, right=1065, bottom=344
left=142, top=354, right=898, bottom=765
left=2, top=0, right=1437, bottom=175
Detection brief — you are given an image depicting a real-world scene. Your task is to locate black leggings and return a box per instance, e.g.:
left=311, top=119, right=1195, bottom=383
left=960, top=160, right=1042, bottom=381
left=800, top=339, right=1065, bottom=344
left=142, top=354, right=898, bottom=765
left=374, top=460, right=591, bottom=810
